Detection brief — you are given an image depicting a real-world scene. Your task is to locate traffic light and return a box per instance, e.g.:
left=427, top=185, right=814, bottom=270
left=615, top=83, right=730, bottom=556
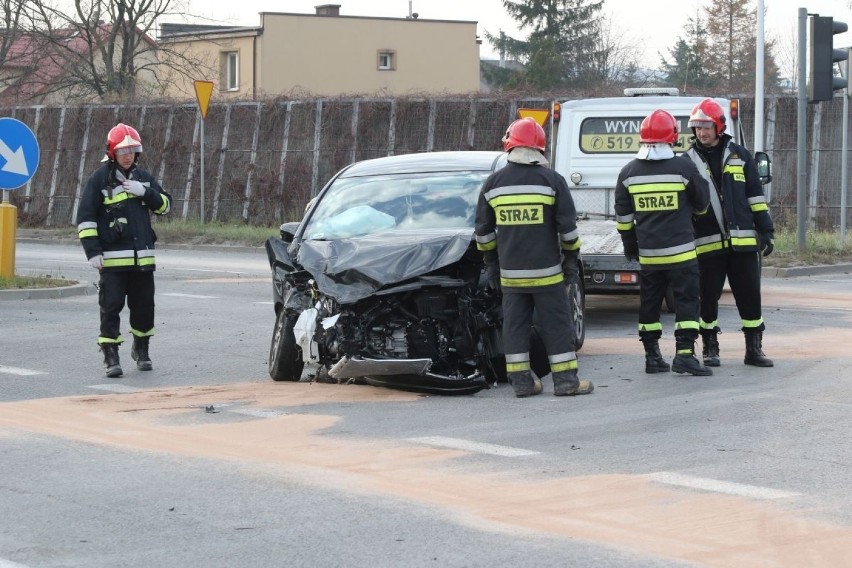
left=809, top=15, right=848, bottom=102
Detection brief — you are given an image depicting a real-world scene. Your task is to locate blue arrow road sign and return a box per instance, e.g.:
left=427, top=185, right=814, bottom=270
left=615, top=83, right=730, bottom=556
left=0, top=117, right=39, bottom=190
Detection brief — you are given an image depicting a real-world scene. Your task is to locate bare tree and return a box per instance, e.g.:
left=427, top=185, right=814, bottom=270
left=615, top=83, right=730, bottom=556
left=0, top=1, right=41, bottom=98
left=0, top=0, right=28, bottom=63
left=764, top=23, right=797, bottom=93
left=8, top=0, right=215, bottom=103
left=591, top=15, right=653, bottom=90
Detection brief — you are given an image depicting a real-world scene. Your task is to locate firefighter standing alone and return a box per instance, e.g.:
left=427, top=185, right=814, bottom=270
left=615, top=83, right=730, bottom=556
left=615, top=109, right=712, bottom=376
left=683, top=99, right=775, bottom=368
left=76, top=123, right=172, bottom=377
left=475, top=117, right=593, bottom=398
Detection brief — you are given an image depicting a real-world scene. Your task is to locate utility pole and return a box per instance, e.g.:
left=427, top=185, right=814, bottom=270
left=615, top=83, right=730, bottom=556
left=797, top=8, right=807, bottom=252
left=755, top=0, right=765, bottom=152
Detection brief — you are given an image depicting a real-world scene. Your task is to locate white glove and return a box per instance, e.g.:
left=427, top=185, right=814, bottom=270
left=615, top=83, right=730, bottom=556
left=123, top=180, right=146, bottom=197
left=89, top=255, right=104, bottom=270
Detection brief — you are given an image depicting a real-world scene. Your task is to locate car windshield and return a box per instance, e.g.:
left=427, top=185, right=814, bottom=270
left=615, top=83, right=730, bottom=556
left=303, top=171, right=489, bottom=240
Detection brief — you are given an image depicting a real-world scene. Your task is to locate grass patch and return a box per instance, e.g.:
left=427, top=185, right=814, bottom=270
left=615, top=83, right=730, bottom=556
left=0, top=274, right=76, bottom=290
left=154, top=219, right=280, bottom=247
left=765, top=229, right=852, bottom=267
left=18, top=220, right=282, bottom=248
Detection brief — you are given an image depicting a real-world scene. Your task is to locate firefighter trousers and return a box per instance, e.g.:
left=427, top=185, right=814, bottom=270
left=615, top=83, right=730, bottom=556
left=98, top=271, right=155, bottom=343
left=638, top=264, right=700, bottom=341
left=502, top=285, right=577, bottom=362
left=698, top=251, right=763, bottom=330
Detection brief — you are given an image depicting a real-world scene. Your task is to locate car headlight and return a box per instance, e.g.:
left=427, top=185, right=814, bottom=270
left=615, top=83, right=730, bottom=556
left=570, top=172, right=582, bottom=185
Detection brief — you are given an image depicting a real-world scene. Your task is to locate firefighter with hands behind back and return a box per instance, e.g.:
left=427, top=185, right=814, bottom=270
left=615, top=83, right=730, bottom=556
left=475, top=117, right=593, bottom=398
left=76, top=123, right=172, bottom=378
left=614, top=109, right=712, bottom=376
left=683, top=99, right=775, bottom=368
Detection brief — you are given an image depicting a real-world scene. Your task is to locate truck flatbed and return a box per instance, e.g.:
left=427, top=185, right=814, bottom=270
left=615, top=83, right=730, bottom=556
left=577, top=217, right=641, bottom=295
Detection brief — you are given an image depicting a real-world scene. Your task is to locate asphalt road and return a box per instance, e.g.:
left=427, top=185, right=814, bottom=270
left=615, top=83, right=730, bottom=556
left=2, top=241, right=852, bottom=567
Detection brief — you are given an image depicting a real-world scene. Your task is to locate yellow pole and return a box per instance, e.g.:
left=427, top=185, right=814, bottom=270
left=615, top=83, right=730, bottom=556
left=0, top=190, right=17, bottom=280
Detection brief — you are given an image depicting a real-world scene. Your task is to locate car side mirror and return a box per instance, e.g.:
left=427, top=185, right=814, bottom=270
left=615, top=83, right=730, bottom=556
left=754, top=151, right=772, bottom=185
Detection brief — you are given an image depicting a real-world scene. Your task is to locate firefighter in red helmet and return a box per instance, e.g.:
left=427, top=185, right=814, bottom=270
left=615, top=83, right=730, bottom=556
left=683, top=98, right=775, bottom=368
left=615, top=109, right=713, bottom=376
left=475, top=117, right=593, bottom=398
left=76, top=123, right=172, bottom=377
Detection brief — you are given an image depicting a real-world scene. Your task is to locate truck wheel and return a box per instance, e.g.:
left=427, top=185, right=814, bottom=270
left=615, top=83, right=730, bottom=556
left=568, top=279, right=586, bottom=350
left=269, top=310, right=304, bottom=381
left=665, top=285, right=677, bottom=314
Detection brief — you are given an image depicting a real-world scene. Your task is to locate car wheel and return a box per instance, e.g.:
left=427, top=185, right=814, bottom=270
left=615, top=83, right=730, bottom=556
left=269, top=310, right=304, bottom=381
left=568, top=279, right=585, bottom=351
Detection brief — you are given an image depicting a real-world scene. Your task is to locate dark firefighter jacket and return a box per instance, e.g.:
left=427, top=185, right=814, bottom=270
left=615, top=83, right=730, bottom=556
left=474, top=161, right=581, bottom=292
left=76, top=163, right=171, bottom=272
left=614, top=155, right=710, bottom=270
left=684, top=135, right=775, bottom=257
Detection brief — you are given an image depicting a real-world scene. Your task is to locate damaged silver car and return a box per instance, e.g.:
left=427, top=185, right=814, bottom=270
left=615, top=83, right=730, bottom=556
left=265, top=151, right=585, bottom=395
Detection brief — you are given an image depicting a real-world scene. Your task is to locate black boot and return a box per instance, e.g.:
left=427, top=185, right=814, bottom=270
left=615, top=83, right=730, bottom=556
left=508, top=370, right=542, bottom=398
left=101, top=343, right=123, bottom=378
left=744, top=330, right=773, bottom=367
left=552, top=369, right=594, bottom=396
left=672, top=338, right=712, bottom=376
left=700, top=328, right=721, bottom=367
left=131, top=336, right=153, bottom=371
left=641, top=338, right=670, bottom=374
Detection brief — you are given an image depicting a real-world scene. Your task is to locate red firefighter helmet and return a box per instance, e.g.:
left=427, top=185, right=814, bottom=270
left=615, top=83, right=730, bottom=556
left=105, top=123, right=143, bottom=161
left=688, top=98, right=726, bottom=135
left=502, top=117, right=546, bottom=152
left=639, top=109, right=679, bottom=145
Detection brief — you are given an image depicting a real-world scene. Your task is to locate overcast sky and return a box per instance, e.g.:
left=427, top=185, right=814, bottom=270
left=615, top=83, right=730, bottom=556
left=183, top=0, right=852, bottom=76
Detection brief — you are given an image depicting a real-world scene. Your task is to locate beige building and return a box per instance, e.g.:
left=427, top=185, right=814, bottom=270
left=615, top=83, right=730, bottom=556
left=158, top=4, right=481, bottom=99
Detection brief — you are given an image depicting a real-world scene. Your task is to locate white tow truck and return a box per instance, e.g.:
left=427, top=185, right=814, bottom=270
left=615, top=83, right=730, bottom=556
left=547, top=88, right=760, bottom=309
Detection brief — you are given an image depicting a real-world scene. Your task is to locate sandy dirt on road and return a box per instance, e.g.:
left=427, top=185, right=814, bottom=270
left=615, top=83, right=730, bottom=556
left=585, top=281, right=852, bottom=359
left=2, top=379, right=851, bottom=566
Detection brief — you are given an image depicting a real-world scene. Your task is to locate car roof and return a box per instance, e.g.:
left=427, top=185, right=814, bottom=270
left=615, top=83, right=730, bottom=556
left=337, top=151, right=505, bottom=178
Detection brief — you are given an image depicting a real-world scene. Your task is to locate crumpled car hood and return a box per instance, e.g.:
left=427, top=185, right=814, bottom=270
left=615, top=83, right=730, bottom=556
left=296, top=228, right=474, bottom=304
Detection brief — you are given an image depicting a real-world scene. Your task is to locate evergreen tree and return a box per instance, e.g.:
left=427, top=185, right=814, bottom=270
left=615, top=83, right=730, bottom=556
left=484, top=0, right=605, bottom=90
left=659, top=16, right=715, bottom=94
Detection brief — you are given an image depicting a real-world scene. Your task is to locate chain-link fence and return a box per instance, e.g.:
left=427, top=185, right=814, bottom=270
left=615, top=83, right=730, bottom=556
left=4, top=94, right=849, bottom=235
left=742, top=96, right=851, bottom=234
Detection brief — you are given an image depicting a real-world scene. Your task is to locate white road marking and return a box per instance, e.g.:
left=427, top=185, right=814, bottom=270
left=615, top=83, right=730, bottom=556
left=407, top=436, right=539, bottom=457
left=648, top=472, right=800, bottom=500
left=230, top=408, right=289, bottom=418
left=173, top=268, right=249, bottom=275
left=0, top=558, right=31, bottom=567
left=161, top=293, right=218, bottom=299
left=254, top=301, right=274, bottom=305
left=0, top=365, right=47, bottom=376
left=87, top=384, right=144, bottom=393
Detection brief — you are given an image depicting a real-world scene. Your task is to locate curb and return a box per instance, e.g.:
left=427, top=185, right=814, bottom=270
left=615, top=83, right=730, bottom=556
left=7, top=238, right=264, bottom=301
left=0, top=281, right=96, bottom=301
left=762, top=263, right=852, bottom=278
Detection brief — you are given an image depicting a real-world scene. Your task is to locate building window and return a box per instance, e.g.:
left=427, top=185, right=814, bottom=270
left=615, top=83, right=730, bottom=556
left=221, top=51, right=239, bottom=91
left=377, top=50, right=396, bottom=71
